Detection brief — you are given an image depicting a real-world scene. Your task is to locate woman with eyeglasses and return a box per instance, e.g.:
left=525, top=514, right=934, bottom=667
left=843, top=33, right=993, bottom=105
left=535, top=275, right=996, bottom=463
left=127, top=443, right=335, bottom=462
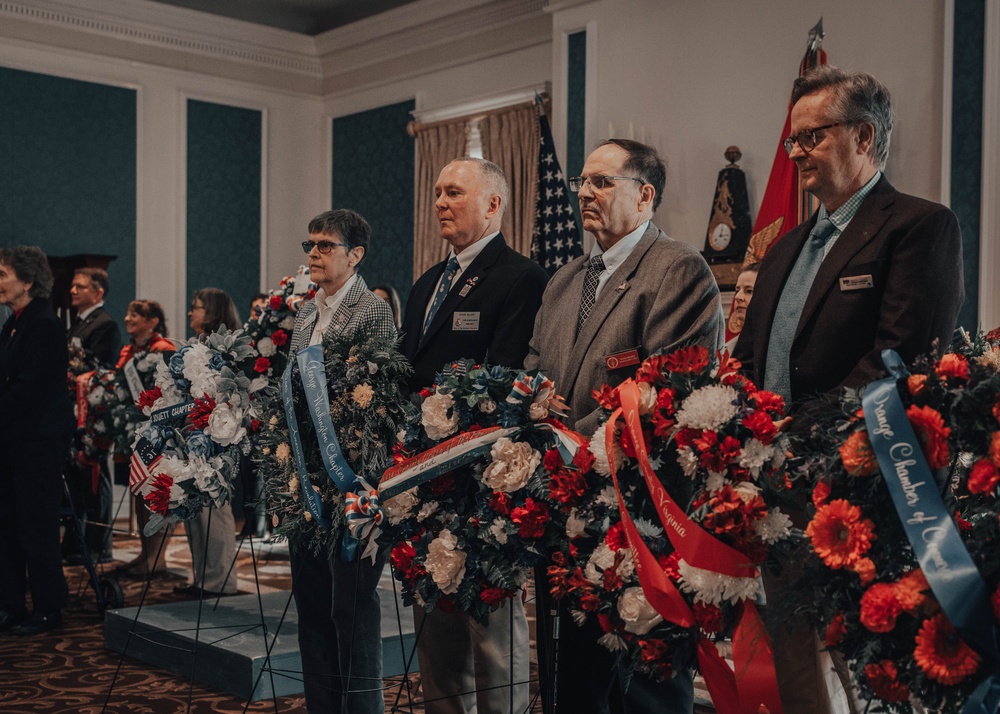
left=173, top=287, right=241, bottom=598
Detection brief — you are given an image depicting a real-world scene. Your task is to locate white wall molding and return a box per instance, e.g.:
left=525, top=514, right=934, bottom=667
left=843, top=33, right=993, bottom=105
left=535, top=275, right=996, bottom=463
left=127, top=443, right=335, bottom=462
left=979, top=0, right=1000, bottom=331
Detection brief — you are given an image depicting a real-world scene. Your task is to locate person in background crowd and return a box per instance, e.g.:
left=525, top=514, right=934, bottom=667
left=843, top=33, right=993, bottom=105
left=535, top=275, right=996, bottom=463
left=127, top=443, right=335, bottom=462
left=526, top=138, right=724, bottom=714
left=113, top=300, right=175, bottom=578
left=734, top=66, right=965, bottom=714
left=724, top=262, right=759, bottom=354
left=289, top=209, right=398, bottom=714
left=0, top=246, right=74, bottom=635
left=249, top=292, right=268, bottom=319
left=401, top=157, right=549, bottom=714
left=173, top=287, right=241, bottom=598
left=65, top=267, right=123, bottom=566
left=371, top=283, right=402, bottom=330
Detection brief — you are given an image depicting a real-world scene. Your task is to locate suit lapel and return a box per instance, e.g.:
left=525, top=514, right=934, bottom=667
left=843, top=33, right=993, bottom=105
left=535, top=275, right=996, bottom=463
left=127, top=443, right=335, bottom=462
left=550, top=257, right=589, bottom=396
left=324, top=276, right=367, bottom=342
left=417, top=234, right=504, bottom=352
left=292, top=301, right=319, bottom=352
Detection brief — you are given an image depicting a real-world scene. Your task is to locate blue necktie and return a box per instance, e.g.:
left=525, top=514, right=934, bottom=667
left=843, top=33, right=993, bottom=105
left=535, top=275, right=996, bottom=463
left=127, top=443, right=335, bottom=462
left=423, top=257, right=460, bottom=334
left=577, top=254, right=606, bottom=332
left=763, top=217, right=837, bottom=402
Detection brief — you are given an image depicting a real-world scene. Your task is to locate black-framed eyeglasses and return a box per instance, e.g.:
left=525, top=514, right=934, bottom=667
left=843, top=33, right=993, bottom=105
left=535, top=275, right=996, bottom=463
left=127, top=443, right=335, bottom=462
left=782, top=121, right=855, bottom=156
left=301, top=240, right=347, bottom=254
left=568, top=175, right=646, bottom=192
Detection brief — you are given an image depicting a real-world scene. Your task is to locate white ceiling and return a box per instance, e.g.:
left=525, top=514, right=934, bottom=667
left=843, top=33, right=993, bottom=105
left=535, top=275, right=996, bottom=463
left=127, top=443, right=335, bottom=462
left=147, top=0, right=422, bottom=35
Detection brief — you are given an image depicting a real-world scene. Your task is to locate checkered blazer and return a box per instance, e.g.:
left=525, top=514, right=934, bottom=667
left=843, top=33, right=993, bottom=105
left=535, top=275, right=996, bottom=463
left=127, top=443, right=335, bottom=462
left=289, top=275, right=397, bottom=354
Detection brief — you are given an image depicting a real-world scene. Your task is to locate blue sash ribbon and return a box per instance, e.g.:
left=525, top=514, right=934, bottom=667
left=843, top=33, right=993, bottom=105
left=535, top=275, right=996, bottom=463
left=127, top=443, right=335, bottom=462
left=151, top=400, right=194, bottom=426
left=281, top=359, right=332, bottom=530
left=295, top=345, right=361, bottom=562
left=863, top=349, right=1000, bottom=712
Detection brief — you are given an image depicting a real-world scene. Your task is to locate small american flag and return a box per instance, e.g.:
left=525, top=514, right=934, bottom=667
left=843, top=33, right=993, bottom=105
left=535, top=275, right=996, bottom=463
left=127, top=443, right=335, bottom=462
left=530, top=105, right=582, bottom=275
left=129, top=436, right=162, bottom=495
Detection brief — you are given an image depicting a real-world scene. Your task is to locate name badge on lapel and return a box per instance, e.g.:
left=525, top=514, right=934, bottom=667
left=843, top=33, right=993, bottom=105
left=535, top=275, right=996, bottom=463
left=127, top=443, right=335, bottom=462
left=605, top=348, right=641, bottom=371
left=840, top=274, right=874, bottom=291
left=71, top=336, right=82, bottom=349
left=453, top=312, right=480, bottom=331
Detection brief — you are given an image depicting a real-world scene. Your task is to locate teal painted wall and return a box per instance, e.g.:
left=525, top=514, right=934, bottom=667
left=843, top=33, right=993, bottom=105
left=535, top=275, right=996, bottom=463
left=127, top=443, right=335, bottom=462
left=186, top=99, right=262, bottom=333
left=332, top=99, right=415, bottom=307
left=952, top=0, right=984, bottom=331
left=567, top=30, right=587, bottom=238
left=0, top=67, right=136, bottom=327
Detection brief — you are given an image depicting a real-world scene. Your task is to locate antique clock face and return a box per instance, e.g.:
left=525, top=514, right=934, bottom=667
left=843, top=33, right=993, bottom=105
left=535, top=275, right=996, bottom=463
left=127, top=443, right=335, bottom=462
left=709, top=222, right=732, bottom=251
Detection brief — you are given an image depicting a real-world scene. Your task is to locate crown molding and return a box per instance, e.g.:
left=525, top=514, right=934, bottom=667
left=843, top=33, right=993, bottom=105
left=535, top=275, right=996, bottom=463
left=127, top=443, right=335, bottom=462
left=0, top=0, right=322, bottom=81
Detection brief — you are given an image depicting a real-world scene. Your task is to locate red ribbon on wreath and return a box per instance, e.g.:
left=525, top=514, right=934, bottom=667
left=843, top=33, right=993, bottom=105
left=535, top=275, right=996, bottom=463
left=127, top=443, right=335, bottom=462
left=606, top=379, right=782, bottom=714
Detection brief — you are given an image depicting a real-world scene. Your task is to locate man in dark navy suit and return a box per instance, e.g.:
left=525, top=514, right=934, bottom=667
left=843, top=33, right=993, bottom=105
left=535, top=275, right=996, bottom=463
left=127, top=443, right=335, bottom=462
left=735, top=66, right=964, bottom=713
left=401, top=157, right=548, bottom=714
left=65, top=267, right=121, bottom=564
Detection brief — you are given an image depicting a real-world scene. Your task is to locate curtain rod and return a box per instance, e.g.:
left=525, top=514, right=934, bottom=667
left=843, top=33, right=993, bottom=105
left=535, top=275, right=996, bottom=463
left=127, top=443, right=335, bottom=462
left=407, top=95, right=549, bottom=137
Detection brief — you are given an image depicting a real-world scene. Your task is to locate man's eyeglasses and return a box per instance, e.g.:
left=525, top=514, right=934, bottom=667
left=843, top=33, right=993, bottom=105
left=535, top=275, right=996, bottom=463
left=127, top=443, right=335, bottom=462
left=568, top=175, right=646, bottom=192
left=301, top=240, right=347, bottom=255
left=782, top=121, right=855, bottom=156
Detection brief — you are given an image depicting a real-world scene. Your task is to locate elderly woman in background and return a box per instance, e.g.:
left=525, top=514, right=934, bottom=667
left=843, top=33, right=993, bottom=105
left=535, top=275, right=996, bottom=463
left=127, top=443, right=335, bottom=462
left=115, top=299, right=176, bottom=577
left=371, top=284, right=402, bottom=330
left=173, top=287, right=241, bottom=598
left=0, top=246, right=74, bottom=635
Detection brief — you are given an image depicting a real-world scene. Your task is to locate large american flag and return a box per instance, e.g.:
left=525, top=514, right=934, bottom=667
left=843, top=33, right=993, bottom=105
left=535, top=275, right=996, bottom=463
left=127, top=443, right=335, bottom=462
left=129, top=436, right=162, bottom=495
left=530, top=108, right=582, bottom=275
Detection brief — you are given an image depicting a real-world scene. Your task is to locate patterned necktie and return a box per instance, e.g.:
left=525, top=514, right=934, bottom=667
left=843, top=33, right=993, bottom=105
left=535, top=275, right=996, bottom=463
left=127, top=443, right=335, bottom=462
left=577, top=254, right=606, bottom=332
left=423, top=256, right=460, bottom=334
left=763, top=217, right=837, bottom=402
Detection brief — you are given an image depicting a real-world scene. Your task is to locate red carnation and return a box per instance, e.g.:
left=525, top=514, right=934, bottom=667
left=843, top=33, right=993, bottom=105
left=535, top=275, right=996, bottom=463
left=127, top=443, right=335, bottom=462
left=638, top=638, right=670, bottom=663
left=592, top=384, right=621, bottom=411
left=271, top=329, right=289, bottom=347
left=812, top=479, right=831, bottom=507
left=572, top=446, right=595, bottom=473
left=543, top=449, right=564, bottom=473
left=968, top=458, right=1000, bottom=494
left=549, top=469, right=588, bottom=506
left=825, top=612, right=846, bottom=647
left=663, top=345, right=710, bottom=374
left=742, top=409, right=777, bottom=445
left=859, top=583, right=903, bottom=633
left=144, top=473, right=173, bottom=515
left=605, top=522, right=628, bottom=552
left=254, top=356, right=272, bottom=374
left=907, top=405, right=951, bottom=470
left=488, top=491, right=512, bottom=515
left=480, top=587, right=513, bottom=607
left=390, top=541, right=417, bottom=574
left=694, top=602, right=724, bottom=634
left=864, top=660, right=910, bottom=702
left=751, top=390, right=785, bottom=417
left=268, top=295, right=285, bottom=310
left=136, top=386, right=162, bottom=410
left=189, top=394, right=216, bottom=429
left=511, top=497, right=550, bottom=539
left=935, top=353, right=969, bottom=382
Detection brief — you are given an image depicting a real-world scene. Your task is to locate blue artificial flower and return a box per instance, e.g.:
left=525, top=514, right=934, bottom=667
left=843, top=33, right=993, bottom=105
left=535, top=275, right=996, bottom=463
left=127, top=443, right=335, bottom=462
left=208, top=353, right=226, bottom=371
left=168, top=349, right=188, bottom=377
left=187, top=430, right=217, bottom=458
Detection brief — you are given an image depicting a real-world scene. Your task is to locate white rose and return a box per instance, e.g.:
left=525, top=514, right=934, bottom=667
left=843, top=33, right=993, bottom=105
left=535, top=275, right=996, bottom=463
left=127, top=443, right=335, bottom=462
left=637, top=381, right=658, bottom=416
left=618, top=587, right=663, bottom=634
left=204, top=402, right=247, bottom=446
left=585, top=542, right=616, bottom=583
left=528, top=401, right=549, bottom=421
left=424, top=529, right=467, bottom=594
left=481, top=438, right=540, bottom=492
left=422, top=392, right=459, bottom=441
left=257, top=337, right=277, bottom=357
left=384, top=488, right=419, bottom=525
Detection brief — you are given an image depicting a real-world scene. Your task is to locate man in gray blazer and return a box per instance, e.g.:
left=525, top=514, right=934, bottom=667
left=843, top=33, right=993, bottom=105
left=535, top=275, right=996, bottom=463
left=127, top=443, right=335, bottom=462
left=525, top=139, right=723, bottom=714
left=288, top=209, right=397, bottom=714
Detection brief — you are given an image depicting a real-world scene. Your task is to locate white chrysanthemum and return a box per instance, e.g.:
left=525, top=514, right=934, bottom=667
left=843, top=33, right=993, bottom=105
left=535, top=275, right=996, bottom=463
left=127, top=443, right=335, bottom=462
left=633, top=517, right=663, bottom=540
left=677, top=560, right=761, bottom=605
left=590, top=422, right=624, bottom=476
left=705, top=472, right=725, bottom=493
left=570, top=609, right=588, bottom=626
left=565, top=509, right=587, bottom=538
left=598, top=632, right=628, bottom=652
left=384, top=488, right=419, bottom=525
left=596, top=485, right=617, bottom=508
left=753, top=509, right=793, bottom=544
left=977, top=347, right=1000, bottom=373
left=739, top=438, right=776, bottom=477
left=183, top=343, right=218, bottom=399
left=489, top=518, right=509, bottom=545
left=675, top=384, right=739, bottom=431
left=676, top=446, right=699, bottom=477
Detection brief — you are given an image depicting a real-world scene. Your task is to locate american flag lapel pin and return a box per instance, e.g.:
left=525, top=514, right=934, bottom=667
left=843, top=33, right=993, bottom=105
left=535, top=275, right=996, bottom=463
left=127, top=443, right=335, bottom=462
left=459, top=276, right=479, bottom=297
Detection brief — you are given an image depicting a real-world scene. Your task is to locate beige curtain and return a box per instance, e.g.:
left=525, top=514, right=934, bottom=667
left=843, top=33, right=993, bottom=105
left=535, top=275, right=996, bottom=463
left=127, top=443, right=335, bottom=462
left=412, top=120, right=469, bottom=279
left=478, top=103, right=540, bottom=258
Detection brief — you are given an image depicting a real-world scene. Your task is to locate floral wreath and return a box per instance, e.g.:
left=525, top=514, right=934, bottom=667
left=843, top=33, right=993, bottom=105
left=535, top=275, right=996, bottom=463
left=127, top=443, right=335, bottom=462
left=788, top=336, right=1000, bottom=713
left=384, top=360, right=582, bottom=626
left=548, top=346, right=790, bottom=712
left=242, top=268, right=316, bottom=384
left=129, top=327, right=265, bottom=531
left=257, top=332, right=410, bottom=556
